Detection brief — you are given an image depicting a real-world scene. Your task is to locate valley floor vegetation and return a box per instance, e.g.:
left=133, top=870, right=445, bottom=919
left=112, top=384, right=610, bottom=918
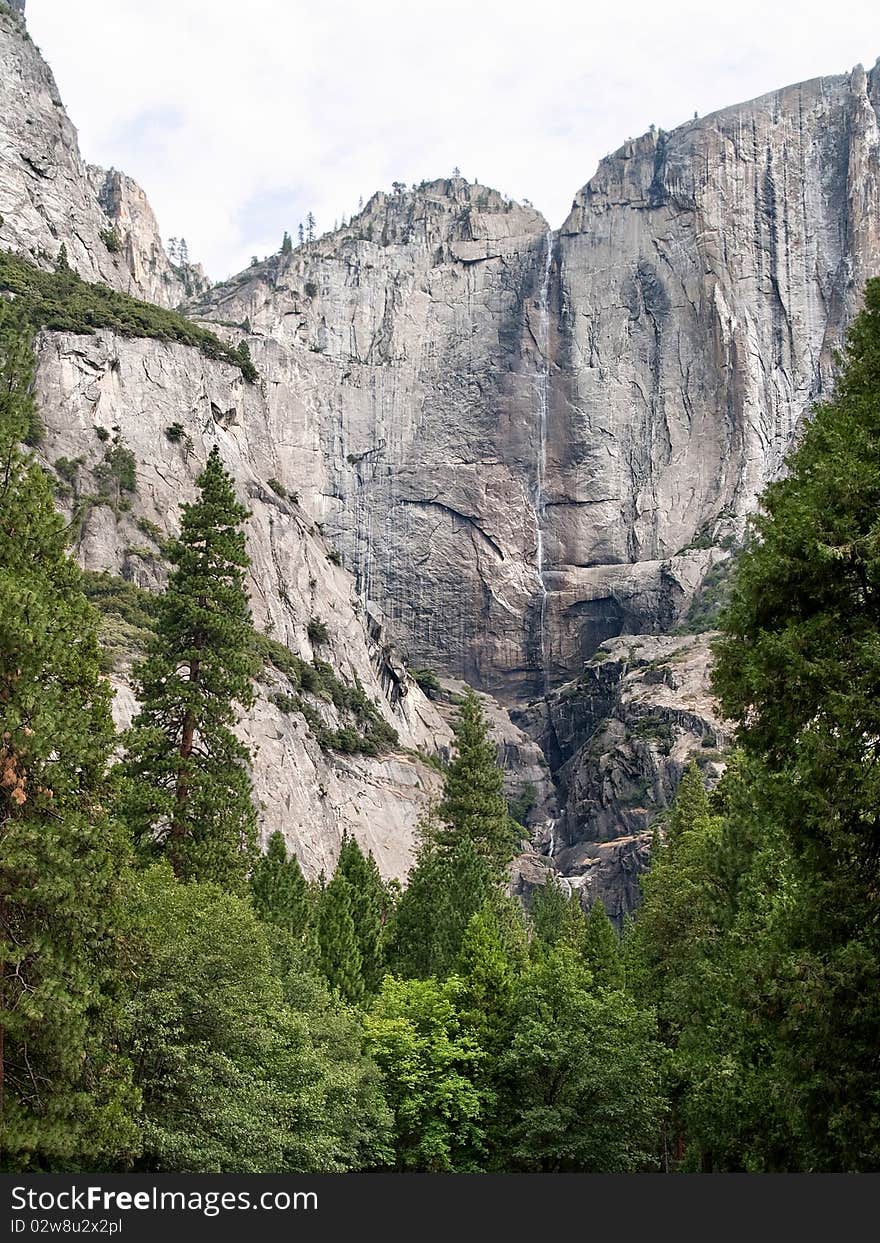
left=1, top=280, right=880, bottom=1171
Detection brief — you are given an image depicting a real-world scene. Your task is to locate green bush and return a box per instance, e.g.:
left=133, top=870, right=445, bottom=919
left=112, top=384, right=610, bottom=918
left=307, top=617, right=330, bottom=646
left=267, top=477, right=287, bottom=498
left=165, top=422, right=185, bottom=443
left=0, top=250, right=259, bottom=382
left=410, top=667, right=441, bottom=697
left=99, top=226, right=121, bottom=254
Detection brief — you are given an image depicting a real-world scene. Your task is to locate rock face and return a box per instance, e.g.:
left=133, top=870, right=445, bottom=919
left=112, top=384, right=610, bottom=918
left=512, top=633, right=728, bottom=922
left=34, top=329, right=452, bottom=880
left=188, top=62, right=880, bottom=700
left=0, top=10, right=200, bottom=306
left=4, top=14, right=879, bottom=913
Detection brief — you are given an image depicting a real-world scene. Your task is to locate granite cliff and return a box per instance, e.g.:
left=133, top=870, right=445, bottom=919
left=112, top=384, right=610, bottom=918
left=3, top=3, right=878, bottom=908
left=188, top=59, right=880, bottom=702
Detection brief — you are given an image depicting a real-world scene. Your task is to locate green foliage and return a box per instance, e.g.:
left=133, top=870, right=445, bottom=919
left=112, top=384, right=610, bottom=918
left=249, top=831, right=311, bottom=940
left=93, top=440, right=137, bottom=511
left=0, top=302, right=138, bottom=1165
left=316, top=872, right=364, bottom=1004
left=507, top=780, right=537, bottom=827
left=335, top=835, right=389, bottom=994
left=118, top=447, right=258, bottom=891
left=583, top=900, right=625, bottom=991
left=267, top=476, right=287, bottom=498
left=364, top=975, right=486, bottom=1171
left=410, top=666, right=441, bottom=697
left=307, top=616, right=329, bottom=646
left=529, top=872, right=587, bottom=955
left=437, top=689, right=519, bottom=868
left=81, top=570, right=158, bottom=673
left=254, top=632, right=398, bottom=756
left=489, top=947, right=664, bottom=1171
left=0, top=250, right=258, bottom=382
left=388, top=831, right=495, bottom=980
left=121, top=866, right=391, bottom=1172
left=99, top=226, right=121, bottom=254
left=164, top=422, right=185, bottom=443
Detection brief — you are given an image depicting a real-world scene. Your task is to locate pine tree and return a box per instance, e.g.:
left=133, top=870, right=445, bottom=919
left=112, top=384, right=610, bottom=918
left=583, top=900, right=624, bottom=991
left=437, top=690, right=517, bottom=867
left=530, top=872, right=586, bottom=954
left=335, top=834, right=387, bottom=993
left=0, top=300, right=137, bottom=1165
left=297, top=223, right=304, bottom=246
left=306, top=212, right=316, bottom=242
left=316, top=872, right=364, bottom=1004
left=667, top=762, right=710, bottom=846
left=389, top=829, right=495, bottom=979
left=249, top=831, right=310, bottom=938
left=119, top=445, right=258, bottom=892
left=281, top=231, right=293, bottom=256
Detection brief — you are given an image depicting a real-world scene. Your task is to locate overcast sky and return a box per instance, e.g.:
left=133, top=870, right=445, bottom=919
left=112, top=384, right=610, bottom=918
left=25, top=0, right=880, bottom=281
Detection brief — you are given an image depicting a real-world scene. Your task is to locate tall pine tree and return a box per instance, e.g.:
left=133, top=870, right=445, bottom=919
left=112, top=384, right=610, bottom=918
left=0, top=300, right=137, bottom=1166
left=119, top=446, right=257, bottom=892
left=335, top=834, right=388, bottom=993
left=249, top=831, right=310, bottom=938
left=437, top=690, right=517, bottom=868
left=316, top=871, right=364, bottom=1004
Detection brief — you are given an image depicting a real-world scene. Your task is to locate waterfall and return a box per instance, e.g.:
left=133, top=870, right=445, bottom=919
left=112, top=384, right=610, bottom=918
left=532, top=229, right=553, bottom=690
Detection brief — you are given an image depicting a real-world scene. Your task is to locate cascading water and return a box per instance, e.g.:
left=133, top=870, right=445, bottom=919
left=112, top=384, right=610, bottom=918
left=532, top=228, right=553, bottom=693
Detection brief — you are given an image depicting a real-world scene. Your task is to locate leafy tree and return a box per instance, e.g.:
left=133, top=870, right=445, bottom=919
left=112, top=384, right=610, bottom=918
left=316, top=871, right=364, bottom=1004
left=121, top=866, right=388, bottom=1171
left=119, top=446, right=258, bottom=892
left=335, top=834, right=388, bottom=993
left=0, top=300, right=137, bottom=1167
left=490, top=947, right=663, bottom=1171
left=364, top=975, right=486, bottom=1171
left=583, top=899, right=624, bottom=991
left=249, top=831, right=310, bottom=939
left=437, top=689, right=518, bottom=867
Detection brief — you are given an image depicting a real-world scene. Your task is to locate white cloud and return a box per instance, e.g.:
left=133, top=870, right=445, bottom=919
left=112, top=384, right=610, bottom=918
left=25, top=0, right=880, bottom=280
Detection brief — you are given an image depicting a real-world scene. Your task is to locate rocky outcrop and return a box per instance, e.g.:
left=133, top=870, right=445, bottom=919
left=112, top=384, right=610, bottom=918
left=185, top=63, right=880, bottom=700
left=512, top=633, right=728, bottom=922
left=34, top=329, right=452, bottom=879
left=0, top=10, right=198, bottom=306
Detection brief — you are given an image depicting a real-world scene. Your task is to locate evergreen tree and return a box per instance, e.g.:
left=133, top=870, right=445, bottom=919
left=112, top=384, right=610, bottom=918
left=249, top=831, right=310, bottom=938
left=281, top=230, right=293, bottom=255
left=709, top=278, right=880, bottom=1168
left=306, top=212, right=316, bottom=242
left=666, top=762, right=710, bottom=846
left=316, top=872, right=364, bottom=1004
left=388, top=830, right=494, bottom=979
left=529, top=872, right=586, bottom=954
left=437, top=690, right=517, bottom=867
left=297, top=223, right=304, bottom=246
left=0, top=300, right=137, bottom=1166
left=119, top=446, right=258, bottom=892
left=583, top=900, right=624, bottom=991
left=335, top=834, right=387, bottom=993
left=456, top=897, right=526, bottom=1054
